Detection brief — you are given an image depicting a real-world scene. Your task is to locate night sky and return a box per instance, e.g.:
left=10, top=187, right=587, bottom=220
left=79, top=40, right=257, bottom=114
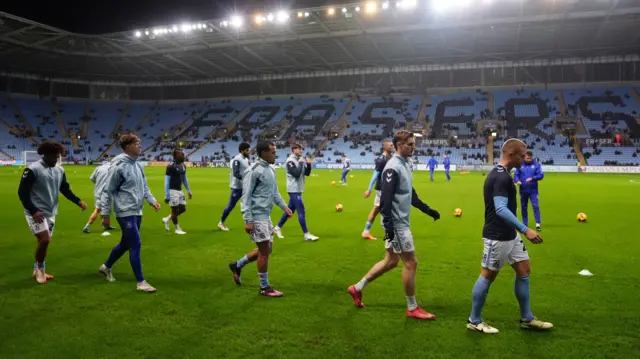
left=1, top=0, right=326, bottom=34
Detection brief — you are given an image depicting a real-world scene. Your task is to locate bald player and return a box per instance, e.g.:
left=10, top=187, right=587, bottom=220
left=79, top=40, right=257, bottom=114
left=467, top=138, right=553, bottom=334
left=361, top=140, right=394, bottom=240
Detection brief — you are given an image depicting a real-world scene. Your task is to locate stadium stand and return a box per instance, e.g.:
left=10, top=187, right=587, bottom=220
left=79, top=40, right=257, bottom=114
left=0, top=86, right=638, bottom=166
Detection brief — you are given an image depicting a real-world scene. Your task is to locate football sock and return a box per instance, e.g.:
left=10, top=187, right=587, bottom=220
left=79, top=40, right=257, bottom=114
left=515, top=275, right=534, bottom=321
left=83, top=223, right=90, bottom=230
left=259, top=272, right=269, bottom=288
left=129, top=247, right=144, bottom=283
left=355, top=278, right=368, bottom=292
left=237, top=255, right=249, bottom=269
left=364, top=221, right=373, bottom=233
left=470, top=275, right=493, bottom=324
left=406, top=296, right=418, bottom=311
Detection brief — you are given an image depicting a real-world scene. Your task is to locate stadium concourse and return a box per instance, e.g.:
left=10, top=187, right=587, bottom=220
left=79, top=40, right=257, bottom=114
left=1, top=86, right=639, bottom=167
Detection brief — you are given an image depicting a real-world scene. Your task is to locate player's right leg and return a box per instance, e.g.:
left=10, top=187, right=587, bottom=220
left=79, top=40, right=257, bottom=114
left=83, top=207, right=100, bottom=233
left=252, top=221, right=282, bottom=297
left=362, top=191, right=381, bottom=240
left=520, top=192, right=530, bottom=227
left=26, top=215, right=55, bottom=283
left=229, top=248, right=258, bottom=285
left=218, top=189, right=241, bottom=231
left=467, top=238, right=507, bottom=334
left=393, top=229, right=436, bottom=320
left=274, top=195, right=296, bottom=239
left=347, top=247, right=400, bottom=308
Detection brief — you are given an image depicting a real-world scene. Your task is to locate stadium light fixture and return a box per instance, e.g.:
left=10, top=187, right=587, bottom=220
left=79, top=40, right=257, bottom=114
left=266, top=13, right=274, bottom=22
left=255, top=14, right=264, bottom=24
left=276, top=11, right=289, bottom=23
left=172, top=25, right=178, bottom=32
left=230, top=15, right=243, bottom=28
left=135, top=31, right=141, bottom=37
left=365, top=2, right=377, bottom=14
left=304, top=12, right=310, bottom=17
left=328, top=8, right=336, bottom=15
left=342, top=7, right=348, bottom=13
left=297, top=12, right=304, bottom=18
left=144, top=30, right=150, bottom=36
left=182, top=23, right=193, bottom=32
left=355, top=6, right=361, bottom=12
left=382, top=2, right=389, bottom=10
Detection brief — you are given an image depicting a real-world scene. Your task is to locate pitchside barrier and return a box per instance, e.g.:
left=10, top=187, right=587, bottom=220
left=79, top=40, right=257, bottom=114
left=3, top=160, right=638, bottom=174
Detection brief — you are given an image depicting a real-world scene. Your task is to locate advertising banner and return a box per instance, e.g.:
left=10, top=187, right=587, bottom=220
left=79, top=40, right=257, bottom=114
left=578, top=166, right=640, bottom=173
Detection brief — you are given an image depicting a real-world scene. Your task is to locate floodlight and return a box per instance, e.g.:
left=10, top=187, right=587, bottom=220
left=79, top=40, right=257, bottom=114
left=182, top=23, right=192, bottom=32
left=135, top=31, right=141, bottom=37
left=230, top=15, right=243, bottom=28
left=342, top=8, right=348, bottom=13
left=365, top=2, right=377, bottom=13
left=328, top=8, right=335, bottom=15
left=304, top=12, right=310, bottom=17
left=276, top=11, right=289, bottom=23
left=255, top=15, right=264, bottom=24
left=153, top=28, right=160, bottom=35
left=355, top=6, right=361, bottom=12
left=382, top=2, right=389, bottom=10
left=298, top=12, right=304, bottom=18
left=172, top=25, right=178, bottom=32
left=266, top=13, right=274, bottom=22
left=144, top=30, right=150, bottom=35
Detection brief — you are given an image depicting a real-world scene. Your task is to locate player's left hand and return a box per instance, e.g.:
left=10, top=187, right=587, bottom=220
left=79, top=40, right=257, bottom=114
left=188, top=192, right=193, bottom=200
left=78, top=201, right=88, bottom=211
left=526, top=178, right=533, bottom=182
left=151, top=202, right=161, bottom=211
left=305, top=158, right=312, bottom=165
left=284, top=207, right=293, bottom=218
left=426, top=208, right=440, bottom=221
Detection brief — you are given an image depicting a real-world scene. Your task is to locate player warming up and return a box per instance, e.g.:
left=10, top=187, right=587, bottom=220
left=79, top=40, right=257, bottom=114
left=18, top=140, right=87, bottom=284
left=443, top=154, right=451, bottom=181
left=228, top=141, right=292, bottom=296
left=83, top=159, right=115, bottom=233
left=467, top=138, right=552, bottom=334
left=347, top=131, right=441, bottom=319
left=362, top=140, right=394, bottom=240
left=273, top=143, right=319, bottom=241
left=514, top=150, right=544, bottom=231
left=339, top=155, right=351, bottom=185
left=162, top=149, right=192, bottom=235
left=218, top=142, right=251, bottom=231
left=428, top=156, right=438, bottom=181
left=98, top=134, right=161, bottom=293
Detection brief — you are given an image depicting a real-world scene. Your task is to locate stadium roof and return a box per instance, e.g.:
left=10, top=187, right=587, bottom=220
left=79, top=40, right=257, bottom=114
left=1, top=0, right=640, bottom=84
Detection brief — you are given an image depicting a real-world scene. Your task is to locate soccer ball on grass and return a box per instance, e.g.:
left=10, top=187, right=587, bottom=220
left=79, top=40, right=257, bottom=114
left=454, top=208, right=463, bottom=217
left=335, top=204, right=343, bottom=212
left=577, top=213, right=587, bottom=222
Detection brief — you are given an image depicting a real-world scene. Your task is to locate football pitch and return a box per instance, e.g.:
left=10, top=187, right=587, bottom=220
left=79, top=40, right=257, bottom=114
left=0, top=166, right=638, bottom=359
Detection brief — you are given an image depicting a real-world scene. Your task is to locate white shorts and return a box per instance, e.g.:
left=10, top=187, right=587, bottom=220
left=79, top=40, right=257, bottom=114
left=94, top=196, right=101, bottom=209
left=385, top=228, right=415, bottom=253
left=250, top=220, right=274, bottom=243
left=373, top=190, right=381, bottom=207
left=482, top=233, right=530, bottom=271
left=169, top=189, right=186, bottom=207
left=25, top=215, right=56, bottom=236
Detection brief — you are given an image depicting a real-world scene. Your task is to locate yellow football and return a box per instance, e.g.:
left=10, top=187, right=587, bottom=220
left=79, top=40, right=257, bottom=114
left=454, top=208, right=463, bottom=217
left=331, top=181, right=336, bottom=185
left=335, top=204, right=343, bottom=212
left=577, top=213, right=587, bottom=222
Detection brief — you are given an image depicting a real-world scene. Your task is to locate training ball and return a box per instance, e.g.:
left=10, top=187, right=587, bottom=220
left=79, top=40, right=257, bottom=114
left=577, top=213, right=587, bottom=222
left=454, top=208, right=463, bottom=217
left=349, top=175, right=354, bottom=178
left=331, top=181, right=336, bottom=185
left=335, top=204, right=343, bottom=212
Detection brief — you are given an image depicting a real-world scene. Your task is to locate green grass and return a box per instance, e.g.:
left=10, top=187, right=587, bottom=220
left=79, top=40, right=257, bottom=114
left=0, top=166, right=639, bottom=359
